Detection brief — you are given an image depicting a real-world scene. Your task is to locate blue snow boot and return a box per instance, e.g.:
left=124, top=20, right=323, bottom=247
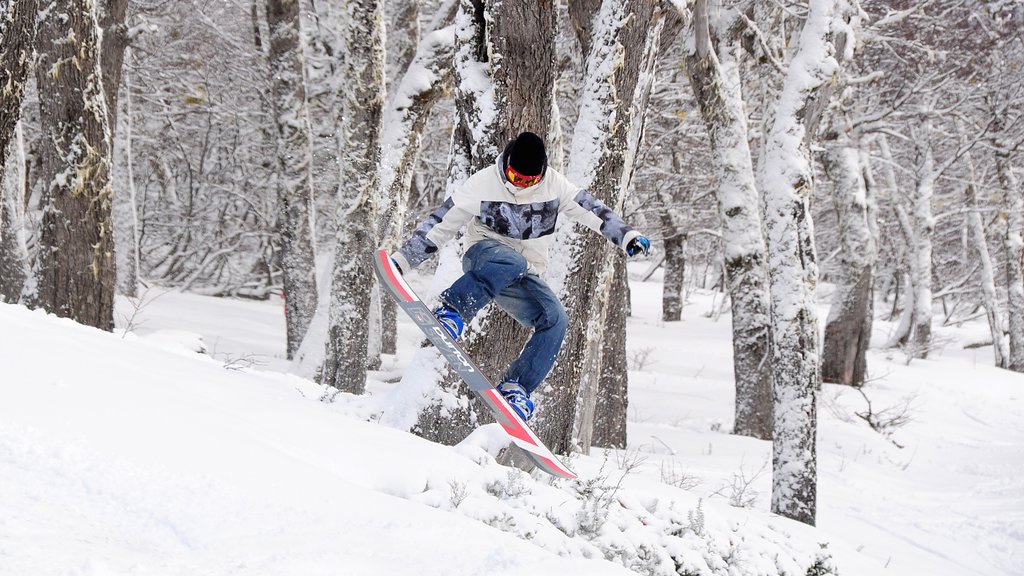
left=497, top=380, right=535, bottom=421
left=433, top=303, right=465, bottom=340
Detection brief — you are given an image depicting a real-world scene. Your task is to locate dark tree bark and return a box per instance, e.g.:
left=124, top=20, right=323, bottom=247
left=0, top=0, right=39, bottom=303
left=0, top=0, right=39, bottom=169
left=413, top=0, right=558, bottom=445
left=32, top=0, right=117, bottom=330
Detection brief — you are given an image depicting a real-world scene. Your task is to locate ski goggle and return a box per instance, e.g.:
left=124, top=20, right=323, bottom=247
left=505, top=165, right=543, bottom=188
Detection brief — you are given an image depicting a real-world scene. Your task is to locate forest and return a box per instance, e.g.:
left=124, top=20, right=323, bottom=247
left=1, top=0, right=1021, bottom=530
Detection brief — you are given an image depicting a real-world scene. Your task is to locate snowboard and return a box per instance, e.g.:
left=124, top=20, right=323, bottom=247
left=372, top=248, right=577, bottom=479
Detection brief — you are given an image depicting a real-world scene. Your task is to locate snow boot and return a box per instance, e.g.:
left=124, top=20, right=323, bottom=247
left=434, top=303, right=464, bottom=340
left=497, top=380, right=534, bottom=421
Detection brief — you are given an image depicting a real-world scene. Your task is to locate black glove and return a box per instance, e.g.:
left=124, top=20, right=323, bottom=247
left=390, top=257, right=404, bottom=275
left=626, top=236, right=651, bottom=257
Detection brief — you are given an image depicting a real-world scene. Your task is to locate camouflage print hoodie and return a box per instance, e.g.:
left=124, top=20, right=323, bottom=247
left=392, top=154, right=641, bottom=276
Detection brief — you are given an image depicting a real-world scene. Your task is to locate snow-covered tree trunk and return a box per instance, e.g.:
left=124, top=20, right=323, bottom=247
left=684, top=0, right=773, bottom=440
left=539, top=0, right=663, bottom=456
left=375, top=26, right=454, bottom=360
left=266, top=0, right=318, bottom=359
left=0, top=0, right=39, bottom=170
left=98, top=0, right=139, bottom=297
left=660, top=218, right=685, bottom=322
left=820, top=110, right=876, bottom=386
left=997, top=140, right=1024, bottom=372
left=320, top=0, right=385, bottom=392
left=409, top=0, right=558, bottom=446
left=759, top=0, right=847, bottom=526
left=907, top=118, right=937, bottom=359
left=592, top=256, right=629, bottom=449
left=112, top=49, right=141, bottom=297
left=1, top=126, right=29, bottom=302
left=31, top=0, right=117, bottom=330
left=964, top=183, right=1008, bottom=368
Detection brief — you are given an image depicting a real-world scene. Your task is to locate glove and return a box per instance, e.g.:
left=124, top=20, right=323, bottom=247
left=626, top=236, right=651, bottom=257
left=391, top=257, right=404, bottom=275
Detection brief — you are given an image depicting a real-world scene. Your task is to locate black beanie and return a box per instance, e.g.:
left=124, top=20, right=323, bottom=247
left=506, top=132, right=547, bottom=176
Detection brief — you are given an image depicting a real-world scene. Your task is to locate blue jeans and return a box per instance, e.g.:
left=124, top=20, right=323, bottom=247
left=441, top=240, right=569, bottom=395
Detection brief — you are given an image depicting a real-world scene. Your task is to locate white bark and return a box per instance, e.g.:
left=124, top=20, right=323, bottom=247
left=759, top=0, right=846, bottom=527
left=998, top=145, right=1024, bottom=371
left=908, top=119, right=937, bottom=358
left=684, top=0, right=773, bottom=440
left=965, top=184, right=1008, bottom=368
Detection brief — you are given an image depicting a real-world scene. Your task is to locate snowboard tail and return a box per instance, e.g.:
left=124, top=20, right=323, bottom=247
left=372, top=249, right=576, bottom=479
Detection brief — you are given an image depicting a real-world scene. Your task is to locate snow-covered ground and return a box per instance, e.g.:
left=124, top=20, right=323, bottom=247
left=1, top=265, right=1021, bottom=575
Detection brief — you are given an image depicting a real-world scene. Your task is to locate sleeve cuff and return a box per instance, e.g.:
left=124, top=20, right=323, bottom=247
left=621, top=230, right=642, bottom=251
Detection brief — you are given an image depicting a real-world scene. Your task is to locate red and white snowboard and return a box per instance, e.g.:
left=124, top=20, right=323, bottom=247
left=372, top=249, right=577, bottom=479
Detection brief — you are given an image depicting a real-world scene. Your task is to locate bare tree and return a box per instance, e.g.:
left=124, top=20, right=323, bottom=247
left=31, top=0, right=117, bottom=330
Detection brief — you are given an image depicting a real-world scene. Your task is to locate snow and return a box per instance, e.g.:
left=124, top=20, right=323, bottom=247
left=1, top=264, right=1022, bottom=575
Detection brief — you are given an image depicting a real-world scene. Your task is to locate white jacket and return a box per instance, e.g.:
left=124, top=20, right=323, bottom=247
left=393, top=156, right=641, bottom=275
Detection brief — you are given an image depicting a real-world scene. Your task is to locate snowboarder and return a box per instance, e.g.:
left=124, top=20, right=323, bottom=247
left=390, top=131, right=650, bottom=421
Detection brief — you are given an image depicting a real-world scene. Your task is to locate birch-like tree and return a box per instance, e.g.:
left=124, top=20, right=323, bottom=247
left=266, top=0, right=318, bottom=359
left=759, top=0, right=850, bottom=526
left=31, top=0, right=117, bottom=330
left=683, top=0, right=773, bottom=439
left=320, top=0, right=386, bottom=392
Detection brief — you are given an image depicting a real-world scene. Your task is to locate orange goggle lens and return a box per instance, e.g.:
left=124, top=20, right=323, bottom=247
left=505, top=166, right=543, bottom=188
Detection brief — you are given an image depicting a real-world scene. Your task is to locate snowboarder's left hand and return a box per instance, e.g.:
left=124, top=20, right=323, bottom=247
left=626, top=236, right=651, bottom=257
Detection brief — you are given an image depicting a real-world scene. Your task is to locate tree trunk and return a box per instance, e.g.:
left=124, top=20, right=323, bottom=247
left=266, top=0, right=318, bottom=359
left=538, top=0, right=663, bottom=456
left=32, top=0, right=117, bottom=330
left=0, top=0, right=38, bottom=299
left=908, top=119, right=937, bottom=359
left=98, top=0, right=139, bottom=298
left=321, top=0, right=386, bottom=392
left=411, top=0, right=558, bottom=446
left=592, top=256, right=629, bottom=448
left=965, top=184, right=1008, bottom=368
left=820, top=112, right=876, bottom=386
left=684, top=0, right=772, bottom=440
left=660, top=226, right=686, bottom=322
left=1, top=127, right=29, bottom=302
left=759, top=0, right=846, bottom=527
left=997, top=141, right=1024, bottom=371
left=0, top=0, right=39, bottom=169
